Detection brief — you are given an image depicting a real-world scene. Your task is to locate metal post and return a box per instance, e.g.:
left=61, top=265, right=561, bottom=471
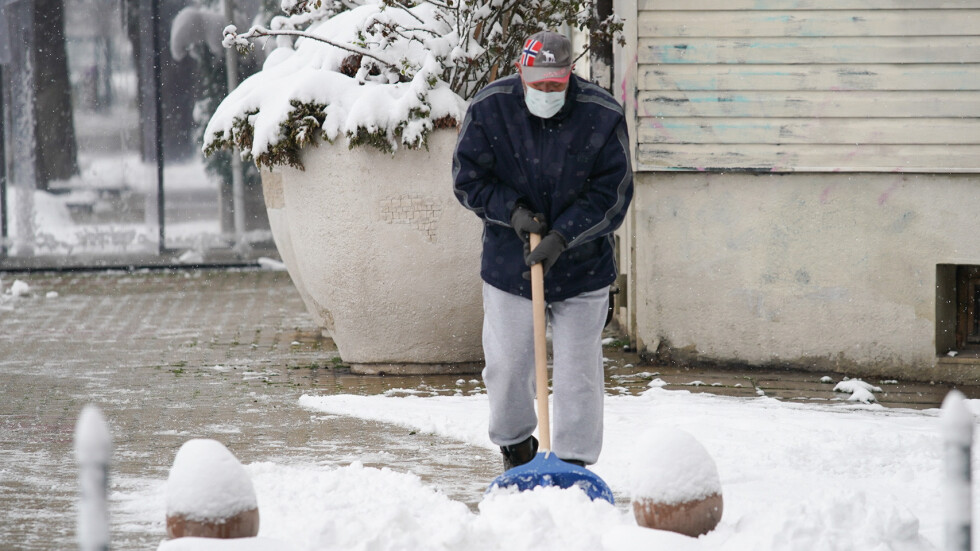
left=1, top=64, right=7, bottom=259
left=941, top=389, right=974, bottom=551
left=150, top=0, right=166, bottom=255
left=0, top=3, right=7, bottom=259
left=7, top=0, right=35, bottom=257
left=74, top=404, right=111, bottom=551
left=223, top=0, right=247, bottom=254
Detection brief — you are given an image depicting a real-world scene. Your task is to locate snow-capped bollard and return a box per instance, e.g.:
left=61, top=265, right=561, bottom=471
left=165, top=439, right=259, bottom=539
left=74, top=404, right=112, bottom=551
left=941, top=390, right=974, bottom=551
left=630, top=427, right=723, bottom=537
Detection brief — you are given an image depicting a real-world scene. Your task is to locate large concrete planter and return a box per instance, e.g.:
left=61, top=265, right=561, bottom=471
left=261, top=129, right=484, bottom=374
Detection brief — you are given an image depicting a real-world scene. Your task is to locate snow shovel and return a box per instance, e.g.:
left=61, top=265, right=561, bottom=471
left=486, top=233, right=615, bottom=503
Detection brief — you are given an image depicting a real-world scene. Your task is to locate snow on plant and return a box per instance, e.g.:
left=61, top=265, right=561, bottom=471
left=203, top=0, right=624, bottom=169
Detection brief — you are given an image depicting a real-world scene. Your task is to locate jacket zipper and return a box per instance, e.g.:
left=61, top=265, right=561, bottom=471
left=535, top=117, right=547, bottom=211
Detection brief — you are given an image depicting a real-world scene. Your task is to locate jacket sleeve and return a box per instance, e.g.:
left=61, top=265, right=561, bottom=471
left=551, top=116, right=633, bottom=248
left=452, top=106, right=523, bottom=227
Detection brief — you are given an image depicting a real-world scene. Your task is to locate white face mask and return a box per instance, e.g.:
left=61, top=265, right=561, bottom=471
left=524, top=86, right=566, bottom=119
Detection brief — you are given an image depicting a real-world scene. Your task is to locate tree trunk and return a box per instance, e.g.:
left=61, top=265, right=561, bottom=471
left=33, top=0, right=79, bottom=190
left=589, top=0, right=614, bottom=93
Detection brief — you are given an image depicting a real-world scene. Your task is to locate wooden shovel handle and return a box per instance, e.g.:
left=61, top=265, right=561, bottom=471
left=529, top=233, right=551, bottom=452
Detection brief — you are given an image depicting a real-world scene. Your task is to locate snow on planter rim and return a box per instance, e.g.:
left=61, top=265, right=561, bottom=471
left=203, top=2, right=467, bottom=163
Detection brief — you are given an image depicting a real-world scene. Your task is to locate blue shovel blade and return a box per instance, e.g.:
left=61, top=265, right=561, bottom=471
left=486, top=452, right=615, bottom=504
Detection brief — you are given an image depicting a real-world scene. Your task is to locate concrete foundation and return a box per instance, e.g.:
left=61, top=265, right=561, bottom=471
left=625, top=172, right=980, bottom=384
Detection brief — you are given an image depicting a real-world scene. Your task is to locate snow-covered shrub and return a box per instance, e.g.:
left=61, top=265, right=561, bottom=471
left=203, top=0, right=624, bottom=169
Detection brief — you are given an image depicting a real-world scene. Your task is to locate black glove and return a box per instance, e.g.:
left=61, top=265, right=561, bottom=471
left=510, top=206, right=548, bottom=245
left=523, top=231, right=567, bottom=278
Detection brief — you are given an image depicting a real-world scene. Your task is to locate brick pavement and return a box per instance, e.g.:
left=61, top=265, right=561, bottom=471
left=0, top=270, right=325, bottom=372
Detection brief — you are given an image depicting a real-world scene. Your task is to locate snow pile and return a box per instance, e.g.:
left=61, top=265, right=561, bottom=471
left=9, top=280, right=31, bottom=297
left=177, top=250, right=205, bottom=264
left=256, top=257, right=286, bottom=271
left=473, top=485, right=688, bottom=550
left=3, top=159, right=225, bottom=256
left=288, top=388, right=952, bottom=549
left=628, top=428, right=721, bottom=504
left=3, top=187, right=100, bottom=256
left=159, top=537, right=295, bottom=551
left=252, top=461, right=471, bottom=549
left=101, top=386, right=975, bottom=550
left=233, top=461, right=695, bottom=551
left=769, top=491, right=928, bottom=549
left=833, top=378, right=882, bottom=403
left=166, top=439, right=258, bottom=521
left=147, top=452, right=939, bottom=551
left=298, top=393, right=491, bottom=446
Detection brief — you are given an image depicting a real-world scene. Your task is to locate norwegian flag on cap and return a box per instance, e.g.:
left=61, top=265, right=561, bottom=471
left=520, top=38, right=543, bottom=67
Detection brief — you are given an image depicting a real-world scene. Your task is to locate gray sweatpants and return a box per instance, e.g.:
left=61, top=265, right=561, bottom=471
left=482, top=282, right=609, bottom=465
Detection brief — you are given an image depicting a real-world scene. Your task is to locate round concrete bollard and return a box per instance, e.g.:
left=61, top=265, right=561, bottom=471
left=166, top=508, right=260, bottom=540
left=165, top=439, right=259, bottom=540
left=633, top=492, right=723, bottom=538
left=630, top=427, right=723, bottom=537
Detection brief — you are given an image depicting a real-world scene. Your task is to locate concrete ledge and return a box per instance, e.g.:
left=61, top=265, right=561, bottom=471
left=349, top=362, right=484, bottom=376
left=935, top=355, right=980, bottom=384
left=0, top=247, right=282, bottom=272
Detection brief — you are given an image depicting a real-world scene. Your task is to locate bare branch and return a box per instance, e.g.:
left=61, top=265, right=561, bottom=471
left=238, top=25, right=397, bottom=68
left=383, top=1, right=426, bottom=25
left=416, top=0, right=456, bottom=11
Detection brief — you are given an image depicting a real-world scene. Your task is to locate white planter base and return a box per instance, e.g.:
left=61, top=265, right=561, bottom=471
left=348, top=361, right=484, bottom=376
left=262, top=130, right=485, bottom=374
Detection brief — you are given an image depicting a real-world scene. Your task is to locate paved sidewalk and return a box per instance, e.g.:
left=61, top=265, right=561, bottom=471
left=0, top=268, right=976, bottom=549
left=0, top=269, right=501, bottom=549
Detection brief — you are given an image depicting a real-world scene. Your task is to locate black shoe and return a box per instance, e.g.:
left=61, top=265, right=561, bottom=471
left=501, top=435, right=538, bottom=470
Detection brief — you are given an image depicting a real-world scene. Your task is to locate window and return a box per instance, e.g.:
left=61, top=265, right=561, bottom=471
left=937, top=264, right=980, bottom=358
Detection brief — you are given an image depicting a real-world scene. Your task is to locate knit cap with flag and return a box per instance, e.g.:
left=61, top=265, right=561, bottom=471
left=518, top=31, right=573, bottom=83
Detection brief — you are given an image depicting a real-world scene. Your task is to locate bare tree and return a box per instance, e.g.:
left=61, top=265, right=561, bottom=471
left=33, top=0, right=79, bottom=190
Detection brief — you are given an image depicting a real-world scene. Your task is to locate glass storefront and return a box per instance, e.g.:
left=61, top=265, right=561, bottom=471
left=0, top=0, right=271, bottom=267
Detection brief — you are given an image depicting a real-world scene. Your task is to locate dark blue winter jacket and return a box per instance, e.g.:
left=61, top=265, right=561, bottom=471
left=452, top=74, right=634, bottom=302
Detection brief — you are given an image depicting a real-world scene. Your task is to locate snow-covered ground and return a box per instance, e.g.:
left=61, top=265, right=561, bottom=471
left=141, top=385, right=979, bottom=550
left=3, top=272, right=975, bottom=549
